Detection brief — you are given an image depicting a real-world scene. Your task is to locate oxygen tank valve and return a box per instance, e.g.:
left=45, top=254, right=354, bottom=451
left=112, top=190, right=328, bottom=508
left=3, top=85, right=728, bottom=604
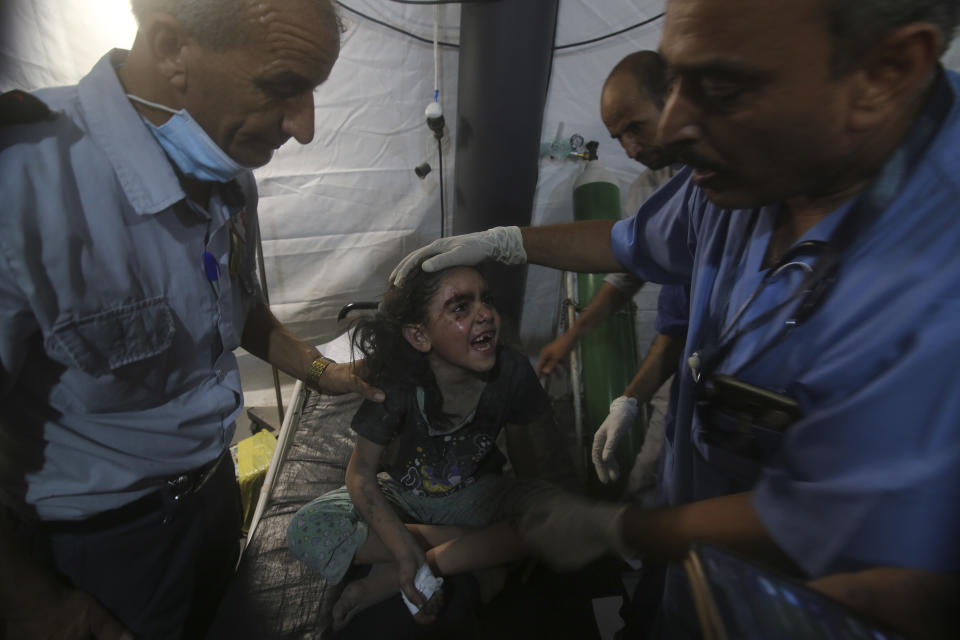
left=425, top=101, right=444, bottom=140
left=585, top=140, right=599, bottom=161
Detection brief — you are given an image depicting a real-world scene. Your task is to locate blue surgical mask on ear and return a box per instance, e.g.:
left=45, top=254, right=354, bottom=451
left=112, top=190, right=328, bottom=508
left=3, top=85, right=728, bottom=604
left=127, top=94, right=248, bottom=183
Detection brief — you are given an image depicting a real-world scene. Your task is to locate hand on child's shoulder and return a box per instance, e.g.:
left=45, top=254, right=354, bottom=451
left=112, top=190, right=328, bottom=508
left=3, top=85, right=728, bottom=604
left=315, top=362, right=386, bottom=402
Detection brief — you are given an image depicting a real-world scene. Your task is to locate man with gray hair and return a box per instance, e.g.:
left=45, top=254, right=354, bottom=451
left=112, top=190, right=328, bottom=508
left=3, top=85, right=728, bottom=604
left=0, top=1, right=379, bottom=638
left=393, top=0, right=960, bottom=636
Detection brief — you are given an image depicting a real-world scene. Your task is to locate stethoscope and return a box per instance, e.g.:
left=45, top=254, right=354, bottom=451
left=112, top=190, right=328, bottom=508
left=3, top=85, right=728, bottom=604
left=717, top=241, right=824, bottom=341
left=687, top=239, right=829, bottom=385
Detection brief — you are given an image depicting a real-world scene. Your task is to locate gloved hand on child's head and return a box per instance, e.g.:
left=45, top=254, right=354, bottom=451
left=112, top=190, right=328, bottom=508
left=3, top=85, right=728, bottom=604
left=390, top=226, right=527, bottom=285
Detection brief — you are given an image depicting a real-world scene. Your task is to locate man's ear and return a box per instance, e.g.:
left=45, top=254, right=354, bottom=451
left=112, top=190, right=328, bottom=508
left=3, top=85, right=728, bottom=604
left=402, top=324, right=431, bottom=353
left=846, top=21, right=941, bottom=132
left=142, top=13, right=190, bottom=92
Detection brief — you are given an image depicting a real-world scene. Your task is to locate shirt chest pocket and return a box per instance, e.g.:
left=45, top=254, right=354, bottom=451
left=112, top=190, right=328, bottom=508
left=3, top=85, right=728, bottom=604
left=47, top=297, right=175, bottom=378
left=692, top=405, right=783, bottom=486
left=690, top=375, right=800, bottom=488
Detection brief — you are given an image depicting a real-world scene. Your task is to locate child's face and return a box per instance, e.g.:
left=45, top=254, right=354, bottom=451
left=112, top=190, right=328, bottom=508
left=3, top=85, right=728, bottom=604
left=416, top=267, right=500, bottom=376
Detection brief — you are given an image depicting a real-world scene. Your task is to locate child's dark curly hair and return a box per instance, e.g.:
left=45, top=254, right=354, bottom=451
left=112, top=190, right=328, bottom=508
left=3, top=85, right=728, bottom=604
left=351, top=262, right=489, bottom=425
left=350, top=263, right=451, bottom=415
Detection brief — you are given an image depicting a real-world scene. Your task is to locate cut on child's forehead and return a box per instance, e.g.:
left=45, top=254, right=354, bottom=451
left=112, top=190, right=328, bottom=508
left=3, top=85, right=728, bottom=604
left=435, top=265, right=487, bottom=285
left=432, top=266, right=490, bottom=301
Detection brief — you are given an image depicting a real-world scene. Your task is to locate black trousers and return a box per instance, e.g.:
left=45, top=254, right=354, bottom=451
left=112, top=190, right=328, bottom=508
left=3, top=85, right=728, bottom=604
left=20, top=455, right=242, bottom=639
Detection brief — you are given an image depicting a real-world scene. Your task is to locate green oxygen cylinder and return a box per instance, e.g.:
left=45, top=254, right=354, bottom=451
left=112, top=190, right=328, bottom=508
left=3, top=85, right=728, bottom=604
left=572, top=155, right=642, bottom=498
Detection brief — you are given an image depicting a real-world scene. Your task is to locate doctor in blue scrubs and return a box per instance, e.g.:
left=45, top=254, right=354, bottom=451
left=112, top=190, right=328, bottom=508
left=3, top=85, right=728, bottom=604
left=392, top=0, right=960, bottom=636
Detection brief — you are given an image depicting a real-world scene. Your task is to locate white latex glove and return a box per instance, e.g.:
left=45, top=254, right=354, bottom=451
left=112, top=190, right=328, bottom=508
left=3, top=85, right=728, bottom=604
left=627, top=411, right=666, bottom=499
left=519, top=493, right=630, bottom=571
left=591, top=396, right=639, bottom=484
left=390, top=226, right=526, bottom=285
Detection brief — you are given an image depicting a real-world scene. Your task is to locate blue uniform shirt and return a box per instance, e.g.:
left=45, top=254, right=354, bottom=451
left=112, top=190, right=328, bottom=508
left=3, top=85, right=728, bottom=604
left=0, top=50, right=263, bottom=520
left=653, top=284, right=689, bottom=447
left=654, top=284, right=690, bottom=338
left=611, top=69, right=960, bottom=578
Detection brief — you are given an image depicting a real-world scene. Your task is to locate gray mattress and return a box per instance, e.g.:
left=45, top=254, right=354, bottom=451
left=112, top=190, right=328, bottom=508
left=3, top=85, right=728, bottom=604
left=208, top=388, right=363, bottom=639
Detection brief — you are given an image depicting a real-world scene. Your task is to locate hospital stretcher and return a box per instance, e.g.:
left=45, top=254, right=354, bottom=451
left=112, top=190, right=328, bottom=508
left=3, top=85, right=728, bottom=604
left=208, top=385, right=359, bottom=636
left=206, top=332, right=620, bottom=639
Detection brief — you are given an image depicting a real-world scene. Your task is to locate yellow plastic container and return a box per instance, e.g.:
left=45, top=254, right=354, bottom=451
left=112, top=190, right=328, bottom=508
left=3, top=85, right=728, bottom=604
left=232, top=429, right=277, bottom=533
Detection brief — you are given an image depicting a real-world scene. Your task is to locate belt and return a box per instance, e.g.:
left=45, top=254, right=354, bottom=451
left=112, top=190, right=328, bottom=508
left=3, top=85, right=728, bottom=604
left=166, top=448, right=227, bottom=503
left=40, top=450, right=229, bottom=534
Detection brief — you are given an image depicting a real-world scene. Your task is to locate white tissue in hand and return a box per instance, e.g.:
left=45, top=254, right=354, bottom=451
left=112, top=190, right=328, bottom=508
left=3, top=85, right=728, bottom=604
left=400, top=564, right=444, bottom=615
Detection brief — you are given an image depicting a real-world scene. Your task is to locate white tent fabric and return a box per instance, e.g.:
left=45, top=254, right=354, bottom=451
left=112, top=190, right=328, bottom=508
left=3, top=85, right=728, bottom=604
left=3, top=0, right=960, bottom=406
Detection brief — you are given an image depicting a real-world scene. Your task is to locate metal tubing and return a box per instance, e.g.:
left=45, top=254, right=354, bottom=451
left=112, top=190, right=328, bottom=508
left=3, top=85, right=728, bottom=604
left=253, top=206, right=285, bottom=425
left=565, top=270, right=585, bottom=475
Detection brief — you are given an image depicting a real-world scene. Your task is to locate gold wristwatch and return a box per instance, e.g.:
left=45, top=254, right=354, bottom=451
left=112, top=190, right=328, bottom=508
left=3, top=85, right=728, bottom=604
left=306, top=354, right=335, bottom=391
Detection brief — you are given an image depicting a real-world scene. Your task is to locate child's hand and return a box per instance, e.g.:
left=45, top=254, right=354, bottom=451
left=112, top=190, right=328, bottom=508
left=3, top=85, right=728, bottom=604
left=393, top=543, right=429, bottom=611
left=401, top=564, right=445, bottom=624
left=412, top=587, right=444, bottom=625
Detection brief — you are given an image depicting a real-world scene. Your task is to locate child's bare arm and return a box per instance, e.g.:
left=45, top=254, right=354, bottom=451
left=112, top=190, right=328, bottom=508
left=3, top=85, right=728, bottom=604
left=345, top=436, right=429, bottom=610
